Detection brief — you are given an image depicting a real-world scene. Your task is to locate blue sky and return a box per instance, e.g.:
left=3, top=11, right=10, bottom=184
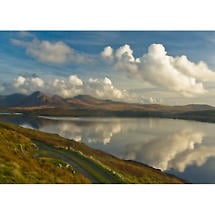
left=1, top=31, right=215, bottom=105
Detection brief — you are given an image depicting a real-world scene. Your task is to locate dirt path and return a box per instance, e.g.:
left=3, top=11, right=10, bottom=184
left=33, top=140, right=123, bottom=184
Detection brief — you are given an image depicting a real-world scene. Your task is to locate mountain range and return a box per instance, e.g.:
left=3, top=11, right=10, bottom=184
left=0, top=91, right=214, bottom=112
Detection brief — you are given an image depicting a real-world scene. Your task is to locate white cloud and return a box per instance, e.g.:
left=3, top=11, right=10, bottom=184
left=103, top=77, right=112, bottom=85
left=26, top=39, right=73, bottom=64
left=31, top=77, right=44, bottom=87
left=173, top=55, right=215, bottom=81
left=49, top=76, right=125, bottom=99
left=104, top=43, right=215, bottom=97
left=11, top=38, right=89, bottom=64
left=69, top=75, right=83, bottom=86
left=138, top=44, right=207, bottom=97
left=11, top=75, right=45, bottom=94
left=115, top=44, right=135, bottom=62
left=101, top=46, right=114, bottom=61
left=86, top=77, right=127, bottom=100
left=14, top=76, right=26, bottom=87
left=49, top=77, right=83, bottom=98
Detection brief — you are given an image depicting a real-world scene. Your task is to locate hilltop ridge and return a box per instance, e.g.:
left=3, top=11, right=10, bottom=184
left=0, top=91, right=214, bottom=112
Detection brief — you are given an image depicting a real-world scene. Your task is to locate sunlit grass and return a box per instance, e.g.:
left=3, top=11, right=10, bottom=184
left=0, top=127, right=90, bottom=183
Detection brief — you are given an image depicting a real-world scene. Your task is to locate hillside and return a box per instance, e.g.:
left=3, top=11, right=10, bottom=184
left=0, top=121, right=186, bottom=184
left=0, top=127, right=89, bottom=183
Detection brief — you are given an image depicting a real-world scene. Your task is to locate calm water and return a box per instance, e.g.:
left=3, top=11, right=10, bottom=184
left=2, top=115, right=215, bottom=183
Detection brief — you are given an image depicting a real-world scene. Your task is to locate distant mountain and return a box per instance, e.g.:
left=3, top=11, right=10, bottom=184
left=20, top=91, right=53, bottom=107
left=0, top=93, right=27, bottom=107
left=0, top=91, right=67, bottom=107
left=0, top=91, right=215, bottom=113
left=182, top=104, right=215, bottom=111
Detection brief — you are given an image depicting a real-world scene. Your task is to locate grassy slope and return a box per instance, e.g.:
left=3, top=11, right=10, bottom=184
left=0, top=121, right=186, bottom=184
left=0, top=127, right=90, bottom=184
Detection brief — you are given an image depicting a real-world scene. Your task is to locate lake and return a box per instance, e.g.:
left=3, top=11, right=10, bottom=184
left=2, top=115, right=215, bottom=183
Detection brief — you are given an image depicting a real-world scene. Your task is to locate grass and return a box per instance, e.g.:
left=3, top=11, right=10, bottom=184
left=0, top=127, right=90, bottom=183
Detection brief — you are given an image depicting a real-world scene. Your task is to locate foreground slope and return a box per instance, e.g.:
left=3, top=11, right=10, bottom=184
left=0, top=121, right=186, bottom=184
left=0, top=128, right=90, bottom=183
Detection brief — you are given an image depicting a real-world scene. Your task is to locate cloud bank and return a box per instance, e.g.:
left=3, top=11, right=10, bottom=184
left=101, top=43, right=215, bottom=97
left=0, top=74, right=132, bottom=101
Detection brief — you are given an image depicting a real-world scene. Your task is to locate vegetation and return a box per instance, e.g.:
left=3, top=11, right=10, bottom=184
left=0, top=120, right=186, bottom=184
left=0, top=127, right=90, bottom=183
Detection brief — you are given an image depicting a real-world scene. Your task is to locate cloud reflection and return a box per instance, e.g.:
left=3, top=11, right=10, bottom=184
left=124, top=129, right=205, bottom=171
left=39, top=119, right=122, bottom=145
left=19, top=117, right=215, bottom=173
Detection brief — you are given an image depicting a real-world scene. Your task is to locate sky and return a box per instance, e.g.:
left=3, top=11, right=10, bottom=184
left=1, top=31, right=215, bottom=105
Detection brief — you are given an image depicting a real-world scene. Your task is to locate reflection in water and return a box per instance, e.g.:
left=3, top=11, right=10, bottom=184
left=38, top=118, right=123, bottom=145
left=31, top=117, right=215, bottom=172
left=3, top=116, right=215, bottom=183
left=124, top=129, right=205, bottom=171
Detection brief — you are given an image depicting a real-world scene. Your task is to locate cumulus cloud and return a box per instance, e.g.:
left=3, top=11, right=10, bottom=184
left=0, top=74, right=131, bottom=101
left=69, top=75, right=83, bottom=86
left=49, top=77, right=83, bottom=98
left=86, top=77, right=127, bottom=100
left=46, top=76, right=127, bottom=100
left=14, top=76, right=26, bottom=87
left=102, top=43, right=215, bottom=97
left=115, top=44, right=135, bottom=62
left=137, top=44, right=206, bottom=97
left=101, top=46, right=114, bottom=61
left=31, top=77, right=44, bottom=87
left=173, top=55, right=215, bottom=82
left=9, top=75, right=44, bottom=94
left=11, top=38, right=89, bottom=64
